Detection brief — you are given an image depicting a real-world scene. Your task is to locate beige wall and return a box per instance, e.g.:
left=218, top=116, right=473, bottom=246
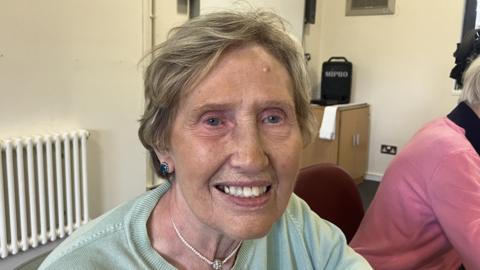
left=306, top=0, right=464, bottom=179
left=153, top=0, right=189, bottom=45
left=0, top=1, right=147, bottom=217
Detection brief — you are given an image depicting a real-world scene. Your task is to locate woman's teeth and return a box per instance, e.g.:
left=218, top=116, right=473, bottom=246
left=222, top=186, right=268, bottom=198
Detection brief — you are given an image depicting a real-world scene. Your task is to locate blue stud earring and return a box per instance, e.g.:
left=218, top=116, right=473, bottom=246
left=160, top=162, right=169, bottom=177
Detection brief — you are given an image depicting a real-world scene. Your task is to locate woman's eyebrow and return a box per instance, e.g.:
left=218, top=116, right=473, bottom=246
left=190, top=103, right=236, bottom=114
left=258, top=100, right=295, bottom=111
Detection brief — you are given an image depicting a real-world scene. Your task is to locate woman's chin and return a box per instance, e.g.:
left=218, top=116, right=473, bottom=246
left=223, top=221, right=274, bottom=240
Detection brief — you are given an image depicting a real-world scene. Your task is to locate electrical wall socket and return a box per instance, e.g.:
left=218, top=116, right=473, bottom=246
left=381, top=144, right=397, bottom=155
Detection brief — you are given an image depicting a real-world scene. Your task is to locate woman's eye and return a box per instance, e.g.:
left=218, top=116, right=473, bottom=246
left=263, top=115, right=283, bottom=124
left=205, top=117, right=222, bottom=126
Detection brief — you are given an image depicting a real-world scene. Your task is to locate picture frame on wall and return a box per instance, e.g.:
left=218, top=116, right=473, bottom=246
left=346, top=0, right=395, bottom=16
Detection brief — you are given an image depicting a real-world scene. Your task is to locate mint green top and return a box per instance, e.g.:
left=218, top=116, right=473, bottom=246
left=40, top=182, right=371, bottom=269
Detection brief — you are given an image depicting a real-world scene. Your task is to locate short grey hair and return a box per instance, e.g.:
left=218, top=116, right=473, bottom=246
left=138, top=10, right=315, bottom=177
left=460, top=56, right=480, bottom=106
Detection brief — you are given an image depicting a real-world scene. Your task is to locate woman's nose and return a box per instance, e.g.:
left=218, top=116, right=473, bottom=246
left=229, top=124, right=269, bottom=173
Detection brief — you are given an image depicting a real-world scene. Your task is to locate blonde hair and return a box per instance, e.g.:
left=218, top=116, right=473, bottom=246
left=139, top=10, right=315, bottom=176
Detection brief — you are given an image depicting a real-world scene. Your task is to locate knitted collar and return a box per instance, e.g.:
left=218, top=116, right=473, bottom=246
left=447, top=101, right=480, bottom=156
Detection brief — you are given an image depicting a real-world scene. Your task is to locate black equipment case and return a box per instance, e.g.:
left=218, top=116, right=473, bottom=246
left=317, top=56, right=352, bottom=105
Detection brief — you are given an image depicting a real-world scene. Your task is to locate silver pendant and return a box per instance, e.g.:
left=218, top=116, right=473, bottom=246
left=212, top=259, right=223, bottom=270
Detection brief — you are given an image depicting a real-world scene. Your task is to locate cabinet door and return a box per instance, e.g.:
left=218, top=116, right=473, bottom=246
left=300, top=107, right=339, bottom=168
left=338, top=107, right=369, bottom=183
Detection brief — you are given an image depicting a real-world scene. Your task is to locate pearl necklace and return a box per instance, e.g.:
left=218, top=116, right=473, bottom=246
left=171, top=219, right=242, bottom=270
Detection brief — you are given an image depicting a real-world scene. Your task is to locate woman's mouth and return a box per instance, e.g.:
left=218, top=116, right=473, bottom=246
left=215, top=185, right=272, bottom=198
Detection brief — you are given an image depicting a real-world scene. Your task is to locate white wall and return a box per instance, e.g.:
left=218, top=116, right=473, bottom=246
left=309, top=0, right=464, bottom=178
left=0, top=1, right=147, bottom=218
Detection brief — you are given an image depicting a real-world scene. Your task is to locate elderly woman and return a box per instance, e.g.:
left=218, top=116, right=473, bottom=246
left=40, top=11, right=371, bottom=269
left=351, top=29, right=480, bottom=269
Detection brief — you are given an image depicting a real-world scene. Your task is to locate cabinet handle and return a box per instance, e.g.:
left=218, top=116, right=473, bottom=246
left=352, top=133, right=360, bottom=146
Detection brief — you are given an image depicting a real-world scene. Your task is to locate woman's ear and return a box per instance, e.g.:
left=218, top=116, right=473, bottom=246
left=154, top=148, right=175, bottom=174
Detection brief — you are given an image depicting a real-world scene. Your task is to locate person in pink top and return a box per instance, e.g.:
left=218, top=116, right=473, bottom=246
left=350, top=29, right=480, bottom=270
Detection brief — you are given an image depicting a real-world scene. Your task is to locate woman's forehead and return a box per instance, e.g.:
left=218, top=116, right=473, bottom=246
left=178, top=44, right=294, bottom=110
left=185, top=43, right=290, bottom=91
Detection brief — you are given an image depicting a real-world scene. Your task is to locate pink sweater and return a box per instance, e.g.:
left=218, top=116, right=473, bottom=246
left=351, top=117, right=480, bottom=269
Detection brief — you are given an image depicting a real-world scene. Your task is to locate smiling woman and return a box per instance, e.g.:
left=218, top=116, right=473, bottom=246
left=39, top=10, right=372, bottom=270
left=162, top=44, right=303, bottom=242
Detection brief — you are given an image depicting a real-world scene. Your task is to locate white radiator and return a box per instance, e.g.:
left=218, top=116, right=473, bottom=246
left=0, top=130, right=89, bottom=259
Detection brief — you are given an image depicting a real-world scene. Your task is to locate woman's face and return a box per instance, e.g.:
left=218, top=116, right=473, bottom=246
left=163, top=44, right=303, bottom=240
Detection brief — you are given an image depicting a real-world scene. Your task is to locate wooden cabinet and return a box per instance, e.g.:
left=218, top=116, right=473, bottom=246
left=300, top=104, right=370, bottom=184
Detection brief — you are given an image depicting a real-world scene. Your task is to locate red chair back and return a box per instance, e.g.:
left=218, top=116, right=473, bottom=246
left=294, top=163, right=364, bottom=243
